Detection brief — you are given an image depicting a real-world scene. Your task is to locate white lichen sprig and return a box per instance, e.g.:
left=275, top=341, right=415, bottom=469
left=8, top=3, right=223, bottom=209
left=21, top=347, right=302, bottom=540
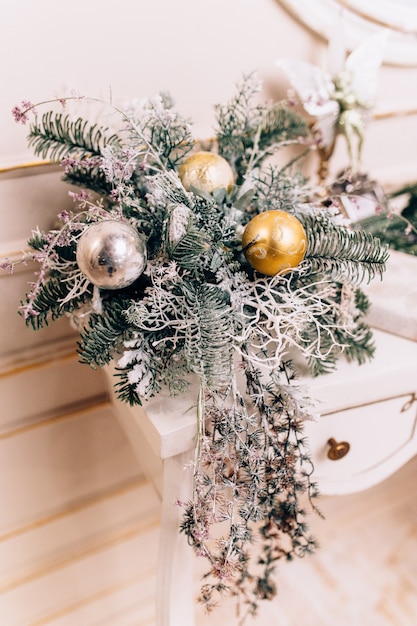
left=124, top=259, right=192, bottom=346
left=223, top=269, right=350, bottom=369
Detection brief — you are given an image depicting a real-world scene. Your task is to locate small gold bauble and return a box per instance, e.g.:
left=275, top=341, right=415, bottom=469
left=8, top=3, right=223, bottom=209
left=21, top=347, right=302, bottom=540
left=76, top=220, right=147, bottom=290
left=242, top=210, right=307, bottom=276
left=178, top=151, right=234, bottom=194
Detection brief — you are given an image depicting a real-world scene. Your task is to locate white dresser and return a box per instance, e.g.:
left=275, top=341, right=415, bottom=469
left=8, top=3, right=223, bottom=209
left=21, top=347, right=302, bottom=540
left=304, top=329, right=417, bottom=495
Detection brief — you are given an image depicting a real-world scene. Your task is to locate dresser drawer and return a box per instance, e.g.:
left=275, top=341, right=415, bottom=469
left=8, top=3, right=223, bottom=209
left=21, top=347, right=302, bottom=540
left=304, top=393, right=417, bottom=495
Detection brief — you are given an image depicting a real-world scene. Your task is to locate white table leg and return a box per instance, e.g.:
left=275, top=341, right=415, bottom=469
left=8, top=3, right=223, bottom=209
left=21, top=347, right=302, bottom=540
left=156, top=450, right=196, bottom=626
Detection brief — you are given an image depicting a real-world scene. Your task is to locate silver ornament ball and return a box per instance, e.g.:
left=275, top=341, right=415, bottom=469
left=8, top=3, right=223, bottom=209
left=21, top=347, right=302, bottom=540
left=76, top=220, right=147, bottom=290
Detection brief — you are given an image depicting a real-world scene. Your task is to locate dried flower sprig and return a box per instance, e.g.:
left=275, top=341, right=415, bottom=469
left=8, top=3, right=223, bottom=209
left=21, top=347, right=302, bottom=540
left=180, top=359, right=320, bottom=618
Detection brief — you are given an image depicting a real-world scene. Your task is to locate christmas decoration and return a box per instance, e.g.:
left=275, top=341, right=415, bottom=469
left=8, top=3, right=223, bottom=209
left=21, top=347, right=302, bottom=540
left=242, top=209, right=307, bottom=275
left=8, top=75, right=388, bottom=619
left=276, top=29, right=388, bottom=181
left=178, top=150, right=235, bottom=194
left=76, top=220, right=147, bottom=290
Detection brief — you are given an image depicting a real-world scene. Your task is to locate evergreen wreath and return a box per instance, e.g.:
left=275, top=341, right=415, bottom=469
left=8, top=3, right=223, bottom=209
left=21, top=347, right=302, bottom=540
left=10, top=75, right=388, bottom=618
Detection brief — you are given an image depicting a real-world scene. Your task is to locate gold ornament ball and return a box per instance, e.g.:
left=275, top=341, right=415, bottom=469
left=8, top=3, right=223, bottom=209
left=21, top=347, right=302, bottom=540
left=76, top=220, right=147, bottom=290
left=242, top=210, right=307, bottom=276
left=178, top=151, right=234, bottom=194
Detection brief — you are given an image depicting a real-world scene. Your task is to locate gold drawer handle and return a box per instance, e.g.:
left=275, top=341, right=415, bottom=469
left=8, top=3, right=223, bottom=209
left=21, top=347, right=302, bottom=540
left=327, top=438, right=350, bottom=461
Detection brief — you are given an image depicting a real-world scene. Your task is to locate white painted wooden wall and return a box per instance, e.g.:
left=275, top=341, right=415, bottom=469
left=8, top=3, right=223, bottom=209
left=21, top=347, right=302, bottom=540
left=0, top=170, right=161, bottom=625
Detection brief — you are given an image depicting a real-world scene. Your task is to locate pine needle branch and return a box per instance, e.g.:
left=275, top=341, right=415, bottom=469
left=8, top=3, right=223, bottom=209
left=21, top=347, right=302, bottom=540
left=28, top=111, right=121, bottom=161
left=77, top=297, right=133, bottom=368
left=302, top=213, right=389, bottom=283
left=257, top=103, right=309, bottom=153
left=181, top=282, right=236, bottom=386
left=21, top=275, right=91, bottom=330
left=252, top=164, right=307, bottom=213
left=215, top=75, right=310, bottom=181
left=297, top=282, right=375, bottom=376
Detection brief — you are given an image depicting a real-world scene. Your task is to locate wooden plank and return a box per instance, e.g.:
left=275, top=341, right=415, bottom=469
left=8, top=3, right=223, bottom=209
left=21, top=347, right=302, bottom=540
left=0, top=355, right=107, bottom=432
left=0, top=403, right=144, bottom=533
left=0, top=170, right=72, bottom=243
left=35, top=573, right=156, bottom=626
left=0, top=480, right=158, bottom=590
left=0, top=522, right=160, bottom=625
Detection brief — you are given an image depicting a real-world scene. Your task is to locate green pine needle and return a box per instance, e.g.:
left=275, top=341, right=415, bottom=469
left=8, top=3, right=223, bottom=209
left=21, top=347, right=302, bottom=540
left=77, top=297, right=133, bottom=368
left=22, top=276, right=91, bottom=330
left=28, top=111, right=121, bottom=161
left=302, top=213, right=389, bottom=283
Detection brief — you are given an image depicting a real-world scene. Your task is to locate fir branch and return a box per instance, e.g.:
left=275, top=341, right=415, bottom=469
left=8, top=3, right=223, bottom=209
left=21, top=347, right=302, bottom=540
left=215, top=75, right=310, bottom=181
left=124, top=93, right=194, bottom=169
left=167, top=227, right=210, bottom=270
left=339, top=287, right=375, bottom=366
left=125, top=274, right=239, bottom=389
left=114, top=332, right=192, bottom=404
left=342, top=322, right=375, bottom=364
left=215, top=73, right=262, bottom=168
left=149, top=112, right=194, bottom=167
left=357, top=197, right=417, bottom=256
left=181, top=282, right=237, bottom=386
left=77, top=297, right=133, bottom=368
left=113, top=334, right=159, bottom=405
left=27, top=111, right=121, bottom=161
left=302, top=213, right=389, bottom=283
left=114, top=365, right=143, bottom=406
left=252, top=164, right=308, bottom=214
left=27, top=231, right=48, bottom=252
left=165, top=201, right=235, bottom=273
left=21, top=275, right=91, bottom=330
left=255, top=103, right=309, bottom=157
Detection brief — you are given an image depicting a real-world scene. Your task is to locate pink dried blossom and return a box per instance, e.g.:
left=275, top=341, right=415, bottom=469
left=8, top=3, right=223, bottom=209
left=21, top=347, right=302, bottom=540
left=110, top=188, right=120, bottom=201
left=68, top=189, right=90, bottom=203
left=11, top=100, right=37, bottom=124
left=22, top=100, right=37, bottom=114
left=12, top=106, right=29, bottom=125
left=57, top=210, right=71, bottom=223
left=0, top=258, right=14, bottom=273
left=61, top=156, right=79, bottom=174
left=61, top=155, right=101, bottom=174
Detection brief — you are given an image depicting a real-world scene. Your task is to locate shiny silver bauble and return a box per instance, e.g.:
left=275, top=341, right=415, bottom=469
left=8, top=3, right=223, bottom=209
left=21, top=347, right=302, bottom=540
left=76, top=220, right=147, bottom=290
